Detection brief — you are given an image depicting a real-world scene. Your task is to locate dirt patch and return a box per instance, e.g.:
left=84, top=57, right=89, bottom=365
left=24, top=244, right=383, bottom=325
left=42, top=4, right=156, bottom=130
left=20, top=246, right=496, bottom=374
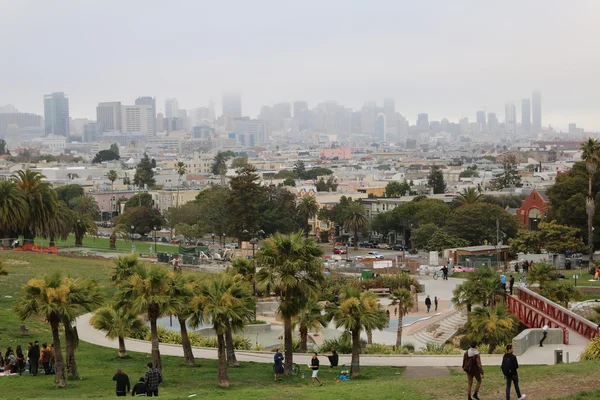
left=3, top=259, right=30, bottom=266
left=404, top=366, right=451, bottom=379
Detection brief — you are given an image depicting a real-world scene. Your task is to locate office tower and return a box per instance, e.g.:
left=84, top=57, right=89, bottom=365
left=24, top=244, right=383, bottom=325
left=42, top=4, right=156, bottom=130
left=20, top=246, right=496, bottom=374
left=476, top=111, right=486, bottom=130
left=416, top=113, right=429, bottom=132
left=360, top=102, right=376, bottom=136
left=505, top=103, right=517, bottom=135
left=222, top=93, right=242, bottom=118
left=83, top=122, right=103, bottom=142
left=272, top=102, right=292, bottom=131
left=532, top=90, right=542, bottom=132
left=44, top=92, right=70, bottom=136
left=375, top=113, right=386, bottom=141
left=165, top=98, right=179, bottom=119
left=156, top=113, right=164, bottom=132
left=96, top=102, right=122, bottom=132
left=234, top=117, right=267, bottom=145
left=121, top=105, right=154, bottom=135
left=396, top=114, right=408, bottom=139
left=293, top=101, right=309, bottom=131
left=135, top=97, right=156, bottom=135
left=487, top=112, right=499, bottom=132
left=459, top=117, right=469, bottom=135
left=0, top=112, right=43, bottom=139
left=521, top=99, right=531, bottom=133
left=383, top=98, right=395, bottom=127
left=0, top=105, right=17, bottom=113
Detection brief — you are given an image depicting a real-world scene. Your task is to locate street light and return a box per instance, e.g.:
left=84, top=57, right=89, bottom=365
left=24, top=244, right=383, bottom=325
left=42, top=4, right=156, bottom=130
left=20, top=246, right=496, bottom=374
left=212, top=233, right=215, bottom=245
left=131, top=225, right=135, bottom=246
left=154, top=226, right=158, bottom=253
left=222, top=233, right=226, bottom=246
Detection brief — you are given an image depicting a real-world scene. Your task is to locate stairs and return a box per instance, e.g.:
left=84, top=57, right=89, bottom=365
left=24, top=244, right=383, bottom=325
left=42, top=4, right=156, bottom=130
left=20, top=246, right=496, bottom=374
left=407, top=311, right=467, bottom=349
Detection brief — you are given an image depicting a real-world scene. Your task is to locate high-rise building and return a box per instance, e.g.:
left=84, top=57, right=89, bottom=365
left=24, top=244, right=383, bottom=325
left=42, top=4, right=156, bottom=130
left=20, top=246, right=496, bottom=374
left=360, top=102, right=376, bottom=136
left=505, top=103, right=517, bottom=135
left=83, top=122, right=103, bottom=142
left=272, top=102, right=292, bottom=131
left=476, top=111, right=486, bottom=130
left=96, top=102, right=122, bottom=132
left=234, top=117, right=267, bottom=146
left=459, top=117, right=469, bottom=135
left=135, top=97, right=156, bottom=135
left=487, top=113, right=499, bottom=132
left=0, top=112, right=43, bottom=139
left=121, top=105, right=154, bottom=135
left=222, top=93, right=242, bottom=118
left=156, top=113, right=164, bottom=132
left=44, top=92, right=70, bottom=137
left=532, top=90, right=542, bottom=133
left=165, top=98, right=179, bottom=119
left=521, top=99, right=531, bottom=133
left=0, top=105, right=17, bottom=113
left=416, top=113, right=429, bottom=132
left=383, top=98, right=395, bottom=127
left=376, top=113, right=386, bottom=141
left=293, top=101, right=309, bottom=131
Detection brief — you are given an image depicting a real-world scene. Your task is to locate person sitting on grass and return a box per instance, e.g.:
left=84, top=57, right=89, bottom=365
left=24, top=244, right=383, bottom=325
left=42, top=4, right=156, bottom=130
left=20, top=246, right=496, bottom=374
left=132, top=376, right=147, bottom=397
left=326, top=349, right=339, bottom=372
left=309, top=352, right=323, bottom=387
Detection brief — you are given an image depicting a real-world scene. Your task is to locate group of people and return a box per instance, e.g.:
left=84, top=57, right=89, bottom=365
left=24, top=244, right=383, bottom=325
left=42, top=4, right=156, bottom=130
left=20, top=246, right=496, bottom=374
left=424, top=295, right=439, bottom=313
left=462, top=342, right=527, bottom=400
left=0, top=341, right=54, bottom=376
left=273, top=348, right=339, bottom=387
left=112, top=362, right=163, bottom=397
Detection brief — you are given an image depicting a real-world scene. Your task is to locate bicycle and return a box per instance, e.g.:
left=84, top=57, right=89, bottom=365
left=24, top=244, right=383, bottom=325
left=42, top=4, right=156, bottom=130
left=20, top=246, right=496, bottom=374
left=273, top=362, right=299, bottom=376
left=432, top=270, right=444, bottom=280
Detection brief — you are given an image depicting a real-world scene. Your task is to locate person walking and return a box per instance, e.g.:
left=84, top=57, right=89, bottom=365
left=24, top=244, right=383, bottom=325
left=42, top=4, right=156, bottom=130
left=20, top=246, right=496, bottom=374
left=434, top=296, right=439, bottom=311
left=500, top=274, right=507, bottom=293
left=273, top=348, right=284, bottom=382
left=425, top=295, right=432, bottom=313
left=462, top=342, right=484, bottom=400
left=132, top=377, right=148, bottom=396
left=326, top=349, right=339, bottom=372
left=15, top=345, right=25, bottom=376
left=144, top=362, right=163, bottom=397
left=40, top=343, right=51, bottom=375
left=309, top=353, right=323, bottom=387
left=502, top=344, right=526, bottom=399
left=112, top=369, right=131, bottom=397
left=509, top=275, right=515, bottom=296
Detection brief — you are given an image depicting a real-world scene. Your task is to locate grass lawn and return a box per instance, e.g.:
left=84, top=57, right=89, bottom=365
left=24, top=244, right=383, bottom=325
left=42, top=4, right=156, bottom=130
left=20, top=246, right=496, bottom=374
left=51, top=235, right=181, bottom=254
left=2, top=253, right=600, bottom=399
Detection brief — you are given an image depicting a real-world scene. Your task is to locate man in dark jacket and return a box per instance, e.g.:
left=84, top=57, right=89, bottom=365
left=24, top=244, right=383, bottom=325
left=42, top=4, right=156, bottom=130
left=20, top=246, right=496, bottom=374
left=132, top=377, right=147, bottom=396
left=502, top=345, right=526, bottom=399
left=425, top=295, right=432, bottom=313
left=28, top=341, right=40, bottom=376
left=509, top=275, right=516, bottom=296
left=113, top=369, right=131, bottom=396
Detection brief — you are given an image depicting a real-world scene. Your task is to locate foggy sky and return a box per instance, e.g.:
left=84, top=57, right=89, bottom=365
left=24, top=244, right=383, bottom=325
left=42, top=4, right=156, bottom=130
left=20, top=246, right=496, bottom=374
left=2, top=0, right=600, bottom=130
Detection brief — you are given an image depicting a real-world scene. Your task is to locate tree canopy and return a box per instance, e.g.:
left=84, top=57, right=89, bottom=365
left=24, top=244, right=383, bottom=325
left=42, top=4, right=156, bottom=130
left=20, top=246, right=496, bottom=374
left=134, top=153, right=156, bottom=188
left=92, top=149, right=120, bottom=163
left=427, top=165, right=446, bottom=194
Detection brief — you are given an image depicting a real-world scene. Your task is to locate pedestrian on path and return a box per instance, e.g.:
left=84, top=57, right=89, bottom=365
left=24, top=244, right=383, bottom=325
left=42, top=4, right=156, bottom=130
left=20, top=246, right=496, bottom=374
left=112, top=369, right=131, bottom=397
left=502, top=344, right=526, bottom=399
left=462, top=342, right=484, bottom=400
left=500, top=274, right=507, bottom=292
left=442, top=266, right=449, bottom=280
left=434, top=296, right=439, bottom=311
left=509, top=275, right=515, bottom=295
left=309, top=353, right=323, bottom=387
left=144, top=362, right=163, bottom=397
left=425, top=295, right=432, bottom=313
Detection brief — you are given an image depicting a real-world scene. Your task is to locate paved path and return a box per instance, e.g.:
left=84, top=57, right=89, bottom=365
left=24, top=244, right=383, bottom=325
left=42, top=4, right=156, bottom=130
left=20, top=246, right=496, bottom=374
left=76, top=313, right=584, bottom=367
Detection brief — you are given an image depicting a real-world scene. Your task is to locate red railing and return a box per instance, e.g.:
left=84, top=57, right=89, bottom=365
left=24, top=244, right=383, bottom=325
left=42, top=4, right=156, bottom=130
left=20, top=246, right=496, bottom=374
left=507, top=286, right=600, bottom=343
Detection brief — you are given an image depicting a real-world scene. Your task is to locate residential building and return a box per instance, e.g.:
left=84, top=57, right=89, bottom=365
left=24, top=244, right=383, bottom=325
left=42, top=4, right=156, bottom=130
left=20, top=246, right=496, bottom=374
left=44, top=92, right=70, bottom=136
left=150, top=189, right=202, bottom=212
left=96, top=102, right=122, bottom=132
left=521, top=98, right=531, bottom=132
left=135, top=96, right=156, bottom=135
left=532, top=90, right=542, bottom=133
left=222, top=93, right=242, bottom=118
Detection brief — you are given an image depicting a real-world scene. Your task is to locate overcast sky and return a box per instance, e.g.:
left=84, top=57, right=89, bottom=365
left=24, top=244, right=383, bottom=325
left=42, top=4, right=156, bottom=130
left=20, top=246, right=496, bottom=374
left=2, top=0, right=600, bottom=130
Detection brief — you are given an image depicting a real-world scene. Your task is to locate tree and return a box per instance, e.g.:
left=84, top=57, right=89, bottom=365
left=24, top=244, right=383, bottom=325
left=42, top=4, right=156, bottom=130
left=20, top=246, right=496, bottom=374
left=329, top=288, right=387, bottom=377
left=489, top=154, right=522, bottom=190
left=90, top=304, right=145, bottom=358
left=274, top=170, right=296, bottom=180
left=0, top=181, right=27, bottom=241
left=255, top=232, right=324, bottom=375
left=282, top=177, right=296, bottom=187
left=509, top=230, right=541, bottom=254
left=116, top=264, right=180, bottom=370
left=410, top=223, right=438, bottom=250
left=47, top=200, right=73, bottom=246
left=169, top=273, right=197, bottom=366
left=116, top=206, right=164, bottom=235
left=195, top=185, right=231, bottom=237
left=70, top=195, right=100, bottom=218
left=465, top=305, right=518, bottom=353
left=293, top=299, right=327, bottom=352
left=175, top=223, right=205, bottom=244
left=92, top=149, right=120, bottom=163
left=454, top=187, right=482, bottom=207
left=384, top=181, right=411, bottom=197
left=259, top=186, right=301, bottom=236
left=425, top=229, right=470, bottom=252
left=293, top=161, right=307, bottom=179
left=12, top=169, right=57, bottom=244
left=445, top=203, right=520, bottom=245
left=371, top=212, right=394, bottom=243
left=305, top=167, right=334, bottom=180
left=124, top=192, right=153, bottom=209
left=343, top=201, right=369, bottom=249
left=538, top=220, right=585, bottom=253
left=541, top=281, right=582, bottom=308
left=390, top=288, right=414, bottom=348
left=176, top=161, right=187, bottom=207
left=212, top=150, right=236, bottom=185
left=459, top=169, right=480, bottom=179
left=451, top=280, right=476, bottom=314
left=527, top=261, right=556, bottom=289
left=315, top=176, right=338, bottom=192
left=228, top=164, right=265, bottom=243
left=110, top=143, right=120, bottom=157
left=134, top=153, right=156, bottom=188
left=581, top=138, right=600, bottom=265
left=297, top=195, right=319, bottom=236
left=427, top=165, right=446, bottom=194
left=55, top=184, right=84, bottom=204
left=107, top=170, right=118, bottom=191
left=231, top=155, right=248, bottom=169
left=111, top=254, right=145, bottom=286
left=0, top=139, right=9, bottom=155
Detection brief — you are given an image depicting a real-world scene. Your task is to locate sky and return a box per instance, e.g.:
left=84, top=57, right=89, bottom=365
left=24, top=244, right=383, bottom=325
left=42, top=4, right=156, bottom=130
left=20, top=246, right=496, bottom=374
left=1, top=0, right=600, bottom=130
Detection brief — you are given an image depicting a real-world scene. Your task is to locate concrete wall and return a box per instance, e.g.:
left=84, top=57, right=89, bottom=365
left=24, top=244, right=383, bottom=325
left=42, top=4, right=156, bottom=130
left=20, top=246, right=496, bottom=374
left=256, top=302, right=279, bottom=316
left=512, top=328, right=563, bottom=356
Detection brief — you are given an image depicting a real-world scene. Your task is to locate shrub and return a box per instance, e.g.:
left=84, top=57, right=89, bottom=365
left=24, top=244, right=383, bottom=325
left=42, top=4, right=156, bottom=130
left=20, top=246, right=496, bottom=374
left=422, top=342, right=460, bottom=355
left=141, top=326, right=251, bottom=349
left=581, top=337, right=600, bottom=361
left=248, top=320, right=267, bottom=325
left=362, top=343, right=393, bottom=354
left=478, top=343, right=490, bottom=354
left=318, top=336, right=353, bottom=354
left=403, top=343, right=415, bottom=352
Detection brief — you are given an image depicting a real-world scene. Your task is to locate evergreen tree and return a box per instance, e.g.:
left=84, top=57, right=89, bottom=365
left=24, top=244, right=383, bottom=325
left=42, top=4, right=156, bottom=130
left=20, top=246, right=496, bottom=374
left=134, top=153, right=156, bottom=187
left=228, top=165, right=265, bottom=242
left=110, top=143, right=120, bottom=157
left=489, top=154, right=522, bottom=190
left=427, top=165, right=446, bottom=194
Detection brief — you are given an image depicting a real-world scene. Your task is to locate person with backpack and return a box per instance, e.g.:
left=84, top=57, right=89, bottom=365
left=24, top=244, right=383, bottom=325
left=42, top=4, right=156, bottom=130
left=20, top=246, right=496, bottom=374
left=502, top=344, right=526, bottom=399
left=462, top=342, right=484, bottom=400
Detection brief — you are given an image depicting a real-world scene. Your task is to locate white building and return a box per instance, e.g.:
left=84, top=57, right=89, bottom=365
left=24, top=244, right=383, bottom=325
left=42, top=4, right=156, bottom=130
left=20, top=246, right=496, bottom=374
left=121, top=105, right=154, bottom=135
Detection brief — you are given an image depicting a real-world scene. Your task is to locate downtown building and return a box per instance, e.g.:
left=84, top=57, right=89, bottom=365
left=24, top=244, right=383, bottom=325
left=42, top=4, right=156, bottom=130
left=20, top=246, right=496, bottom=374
left=44, top=92, right=70, bottom=137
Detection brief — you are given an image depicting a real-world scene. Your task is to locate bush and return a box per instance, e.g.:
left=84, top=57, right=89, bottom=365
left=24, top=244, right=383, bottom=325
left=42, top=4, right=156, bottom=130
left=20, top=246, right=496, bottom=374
left=363, top=343, right=394, bottom=354
left=581, top=337, right=600, bottom=360
left=248, top=320, right=267, bottom=325
left=141, top=326, right=251, bottom=349
left=421, top=342, right=460, bottom=355
left=403, top=343, right=415, bottom=352
left=318, top=336, right=353, bottom=354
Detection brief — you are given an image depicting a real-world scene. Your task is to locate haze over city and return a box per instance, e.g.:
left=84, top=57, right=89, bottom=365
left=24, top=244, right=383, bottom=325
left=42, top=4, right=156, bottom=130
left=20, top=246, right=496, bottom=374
left=2, top=0, right=600, bottom=129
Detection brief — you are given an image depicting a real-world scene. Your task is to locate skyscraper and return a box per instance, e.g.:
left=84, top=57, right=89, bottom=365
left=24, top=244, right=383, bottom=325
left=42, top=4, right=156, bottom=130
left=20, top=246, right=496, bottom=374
left=222, top=93, right=242, bottom=118
left=375, top=113, right=386, bottom=141
left=121, top=105, right=154, bottom=135
left=476, top=111, right=486, bottom=130
left=135, top=97, right=156, bottom=135
left=96, top=102, right=122, bottom=132
left=360, top=102, right=376, bottom=136
left=44, top=92, right=70, bottom=137
left=521, top=99, right=531, bottom=133
left=487, top=113, right=499, bottom=132
left=532, top=90, right=542, bottom=133
left=505, top=103, right=517, bottom=135
left=383, top=98, right=395, bottom=127
left=165, top=98, right=179, bottom=119
left=293, top=101, right=309, bottom=131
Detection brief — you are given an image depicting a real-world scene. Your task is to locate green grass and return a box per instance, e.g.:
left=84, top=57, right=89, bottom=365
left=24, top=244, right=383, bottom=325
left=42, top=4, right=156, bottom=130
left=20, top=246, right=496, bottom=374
left=3, top=253, right=600, bottom=399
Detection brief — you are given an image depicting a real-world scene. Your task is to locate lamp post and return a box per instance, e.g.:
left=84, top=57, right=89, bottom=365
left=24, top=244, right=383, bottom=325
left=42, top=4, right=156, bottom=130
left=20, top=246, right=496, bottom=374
left=222, top=233, right=226, bottom=246
left=131, top=225, right=135, bottom=253
left=154, top=226, right=158, bottom=253
left=212, top=233, right=215, bottom=245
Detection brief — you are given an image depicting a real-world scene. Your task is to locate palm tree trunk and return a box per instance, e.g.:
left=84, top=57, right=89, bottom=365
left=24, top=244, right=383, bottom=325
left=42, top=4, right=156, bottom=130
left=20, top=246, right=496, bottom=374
left=299, top=326, right=308, bottom=352
left=64, top=323, right=78, bottom=378
left=217, top=333, right=229, bottom=387
left=149, top=314, right=162, bottom=370
left=50, top=319, right=67, bottom=387
left=118, top=336, right=127, bottom=358
left=396, top=315, right=403, bottom=348
left=49, top=235, right=56, bottom=247
left=283, top=316, right=293, bottom=376
left=587, top=175, right=595, bottom=266
left=178, top=316, right=195, bottom=366
left=354, top=229, right=358, bottom=250
left=75, top=231, right=83, bottom=247
left=23, top=227, right=34, bottom=245
left=351, top=329, right=361, bottom=377
left=224, top=320, right=238, bottom=366
left=366, top=329, right=373, bottom=345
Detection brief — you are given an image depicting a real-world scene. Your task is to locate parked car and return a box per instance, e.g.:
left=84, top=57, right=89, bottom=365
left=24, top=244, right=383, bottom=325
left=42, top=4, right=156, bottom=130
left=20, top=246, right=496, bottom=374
left=392, top=243, right=405, bottom=251
left=225, top=242, right=239, bottom=249
left=359, top=241, right=375, bottom=248
left=333, top=247, right=347, bottom=254
left=367, top=251, right=384, bottom=259
left=377, top=243, right=390, bottom=250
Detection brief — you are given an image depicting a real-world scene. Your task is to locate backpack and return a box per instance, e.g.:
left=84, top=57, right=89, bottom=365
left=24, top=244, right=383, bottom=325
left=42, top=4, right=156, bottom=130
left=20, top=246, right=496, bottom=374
left=501, top=354, right=512, bottom=376
left=462, top=351, right=477, bottom=373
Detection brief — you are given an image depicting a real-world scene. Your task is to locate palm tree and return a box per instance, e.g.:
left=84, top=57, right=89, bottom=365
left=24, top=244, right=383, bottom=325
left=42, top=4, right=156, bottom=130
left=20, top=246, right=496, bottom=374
left=0, top=180, right=27, bottom=243
left=13, top=273, right=73, bottom=387
left=116, top=264, right=180, bottom=370
left=292, top=298, right=327, bottom=352
left=454, top=187, right=482, bottom=207
left=69, top=195, right=100, bottom=246
left=91, top=304, right=145, bottom=358
left=343, top=201, right=369, bottom=249
left=176, top=161, right=186, bottom=207
left=110, top=254, right=144, bottom=286
left=451, top=281, right=476, bottom=314
left=223, top=276, right=255, bottom=367
left=465, top=305, right=518, bottom=353
left=190, top=274, right=254, bottom=387
left=527, top=261, right=556, bottom=289
left=390, top=288, right=414, bottom=348
left=255, top=232, right=324, bottom=375
left=581, top=138, right=600, bottom=265
left=229, top=258, right=258, bottom=319
left=107, top=170, right=118, bottom=218
left=329, top=287, right=387, bottom=377
left=540, top=281, right=582, bottom=308
left=297, top=195, right=319, bottom=237
left=169, top=273, right=197, bottom=366
left=47, top=201, right=73, bottom=247
left=12, top=169, right=57, bottom=244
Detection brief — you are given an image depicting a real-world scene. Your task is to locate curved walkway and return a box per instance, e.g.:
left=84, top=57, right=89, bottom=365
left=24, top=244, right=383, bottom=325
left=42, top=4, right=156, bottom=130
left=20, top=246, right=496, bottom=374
left=76, top=313, right=577, bottom=367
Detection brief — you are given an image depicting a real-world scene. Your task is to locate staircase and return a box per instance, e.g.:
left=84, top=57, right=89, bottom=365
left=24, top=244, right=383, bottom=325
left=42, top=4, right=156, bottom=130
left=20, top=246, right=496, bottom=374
left=407, top=311, right=467, bottom=349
